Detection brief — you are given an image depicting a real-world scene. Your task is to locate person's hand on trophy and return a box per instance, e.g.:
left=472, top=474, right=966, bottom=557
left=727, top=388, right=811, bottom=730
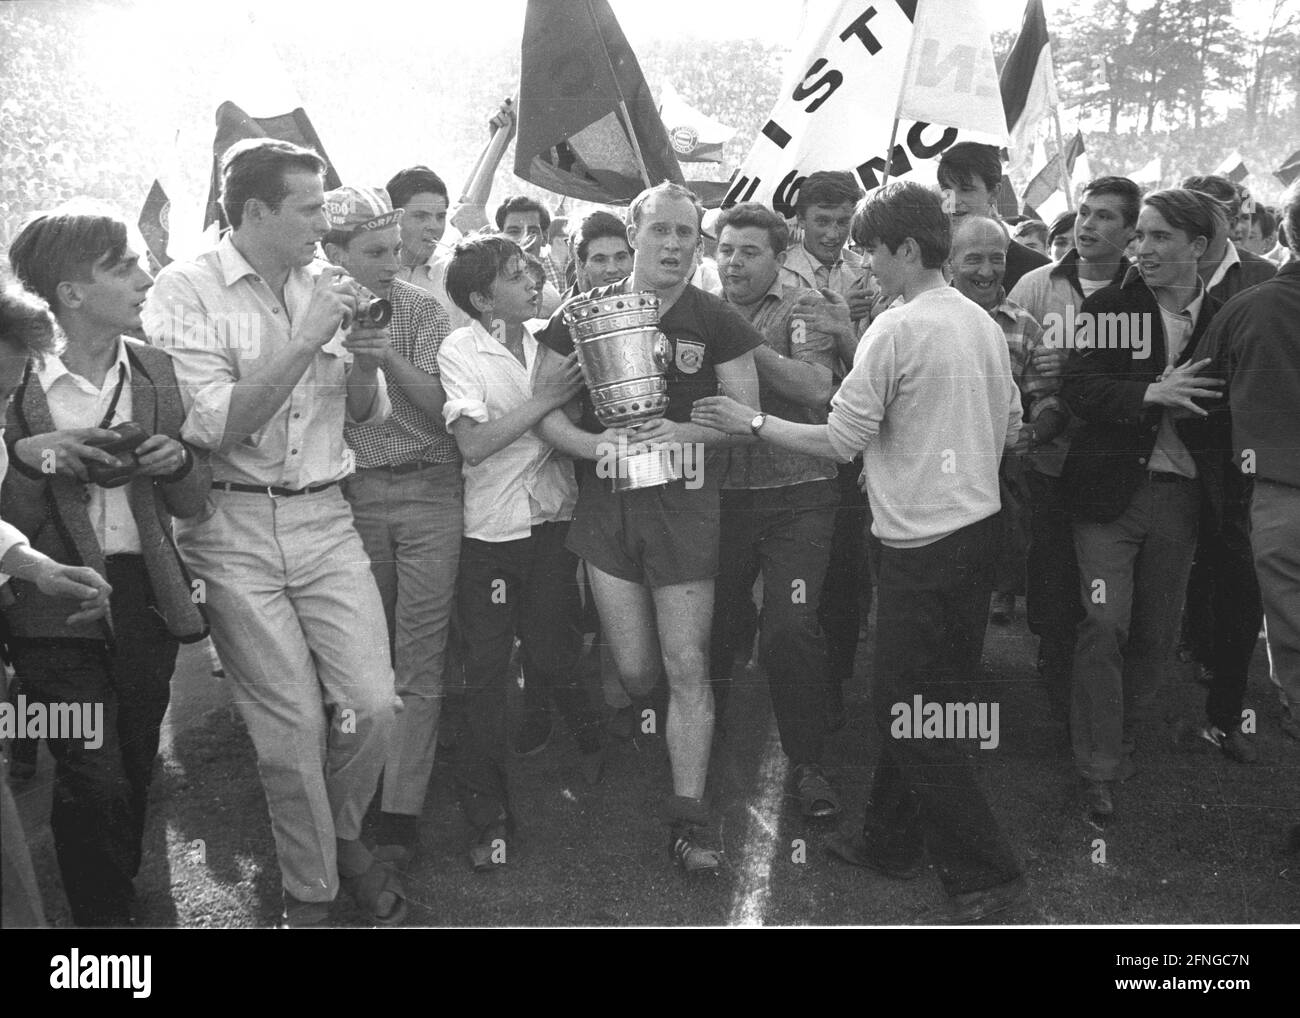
left=533, top=348, right=584, bottom=409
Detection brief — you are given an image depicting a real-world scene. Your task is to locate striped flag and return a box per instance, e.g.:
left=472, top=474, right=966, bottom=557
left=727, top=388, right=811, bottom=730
left=203, top=102, right=341, bottom=231
left=1022, top=131, right=1084, bottom=213
left=999, top=0, right=1059, bottom=189
left=1214, top=151, right=1249, bottom=184
left=515, top=0, right=684, bottom=204
left=1277, top=150, right=1300, bottom=186
left=658, top=81, right=736, bottom=164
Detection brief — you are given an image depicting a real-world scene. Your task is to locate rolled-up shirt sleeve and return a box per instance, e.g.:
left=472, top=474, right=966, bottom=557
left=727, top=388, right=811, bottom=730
left=144, top=271, right=237, bottom=451
left=344, top=364, right=391, bottom=427
left=438, top=336, right=490, bottom=426
left=826, top=324, right=895, bottom=462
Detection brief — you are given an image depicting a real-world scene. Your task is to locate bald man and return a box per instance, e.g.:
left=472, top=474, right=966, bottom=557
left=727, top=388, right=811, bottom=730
left=949, top=217, right=1067, bottom=634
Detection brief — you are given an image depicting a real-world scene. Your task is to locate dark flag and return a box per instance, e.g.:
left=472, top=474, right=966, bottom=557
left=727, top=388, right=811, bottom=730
left=1213, top=151, right=1249, bottom=184
left=999, top=0, right=1059, bottom=188
left=1275, top=150, right=1300, bottom=187
left=204, top=101, right=341, bottom=231
left=138, top=179, right=172, bottom=269
left=515, top=0, right=684, bottom=204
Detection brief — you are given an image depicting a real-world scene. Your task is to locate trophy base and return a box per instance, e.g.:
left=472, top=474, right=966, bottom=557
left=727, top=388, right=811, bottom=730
left=612, top=447, right=682, bottom=492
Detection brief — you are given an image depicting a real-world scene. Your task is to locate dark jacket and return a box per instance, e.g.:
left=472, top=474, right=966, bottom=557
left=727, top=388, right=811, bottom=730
left=1062, top=270, right=1223, bottom=523
left=1206, top=246, right=1277, bottom=304
left=1004, top=238, right=1051, bottom=293
left=2, top=339, right=211, bottom=643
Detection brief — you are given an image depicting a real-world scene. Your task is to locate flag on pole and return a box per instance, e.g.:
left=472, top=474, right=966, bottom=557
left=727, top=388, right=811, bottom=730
left=895, top=0, right=1008, bottom=143
left=1212, top=151, right=1248, bottom=184
left=658, top=80, right=736, bottom=164
left=726, top=0, right=1006, bottom=213
left=1276, top=150, right=1300, bottom=186
left=203, top=101, right=341, bottom=231
left=515, top=0, right=684, bottom=204
left=999, top=0, right=1059, bottom=188
left=1022, top=130, right=1084, bottom=213
left=138, top=180, right=172, bottom=269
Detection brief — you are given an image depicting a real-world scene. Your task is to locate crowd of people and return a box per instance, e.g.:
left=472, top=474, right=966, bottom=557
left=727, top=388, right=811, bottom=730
left=1, top=116, right=1297, bottom=928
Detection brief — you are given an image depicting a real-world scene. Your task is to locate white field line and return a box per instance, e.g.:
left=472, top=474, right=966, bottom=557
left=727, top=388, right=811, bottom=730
left=727, top=722, right=788, bottom=927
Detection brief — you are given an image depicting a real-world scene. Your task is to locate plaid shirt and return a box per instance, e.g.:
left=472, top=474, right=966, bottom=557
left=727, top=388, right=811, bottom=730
left=345, top=279, right=459, bottom=468
left=987, top=290, right=1063, bottom=455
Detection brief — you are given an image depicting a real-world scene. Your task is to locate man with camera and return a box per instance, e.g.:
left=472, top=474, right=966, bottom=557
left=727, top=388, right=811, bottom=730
left=321, top=184, right=460, bottom=868
left=144, top=139, right=404, bottom=927
left=4, top=206, right=212, bottom=926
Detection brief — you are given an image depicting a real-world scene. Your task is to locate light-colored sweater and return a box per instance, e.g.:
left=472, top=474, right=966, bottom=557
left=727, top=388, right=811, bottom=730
left=826, top=286, right=1020, bottom=549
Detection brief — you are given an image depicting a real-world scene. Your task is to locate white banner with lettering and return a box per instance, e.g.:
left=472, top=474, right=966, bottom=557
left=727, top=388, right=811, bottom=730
left=726, top=0, right=1008, bottom=215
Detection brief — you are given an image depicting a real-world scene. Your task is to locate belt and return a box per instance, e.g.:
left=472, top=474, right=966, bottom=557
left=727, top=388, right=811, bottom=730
left=1147, top=471, right=1192, bottom=483
left=357, top=461, right=437, bottom=475
left=212, top=481, right=338, bottom=497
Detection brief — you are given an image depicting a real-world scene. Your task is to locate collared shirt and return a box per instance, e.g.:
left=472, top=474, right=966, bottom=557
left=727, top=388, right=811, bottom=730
left=717, top=276, right=838, bottom=489
left=778, top=242, right=864, bottom=302
left=438, top=320, right=577, bottom=542
left=1203, top=241, right=1241, bottom=294
left=144, top=234, right=389, bottom=489
left=1148, top=285, right=1204, bottom=479
left=345, top=279, right=458, bottom=468
left=985, top=290, right=1063, bottom=455
left=37, top=339, right=141, bottom=554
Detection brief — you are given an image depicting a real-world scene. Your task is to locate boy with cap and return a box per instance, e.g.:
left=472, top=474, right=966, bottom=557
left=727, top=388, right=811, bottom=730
left=322, top=185, right=460, bottom=866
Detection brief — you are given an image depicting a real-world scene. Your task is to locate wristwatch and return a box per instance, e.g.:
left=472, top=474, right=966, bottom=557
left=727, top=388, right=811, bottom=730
left=749, top=412, right=768, bottom=438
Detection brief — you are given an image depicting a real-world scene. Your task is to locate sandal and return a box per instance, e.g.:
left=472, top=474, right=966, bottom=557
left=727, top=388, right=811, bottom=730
left=340, top=861, right=408, bottom=926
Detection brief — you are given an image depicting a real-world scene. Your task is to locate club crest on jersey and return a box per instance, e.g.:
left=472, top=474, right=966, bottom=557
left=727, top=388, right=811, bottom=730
left=674, top=340, right=705, bottom=374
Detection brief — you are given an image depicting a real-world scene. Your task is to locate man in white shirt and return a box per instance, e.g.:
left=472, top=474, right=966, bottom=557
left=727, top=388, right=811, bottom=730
left=144, top=139, right=404, bottom=927
left=694, top=182, right=1028, bottom=923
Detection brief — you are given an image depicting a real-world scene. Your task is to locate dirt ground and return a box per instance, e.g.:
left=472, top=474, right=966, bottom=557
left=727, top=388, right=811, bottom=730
left=8, top=597, right=1299, bottom=928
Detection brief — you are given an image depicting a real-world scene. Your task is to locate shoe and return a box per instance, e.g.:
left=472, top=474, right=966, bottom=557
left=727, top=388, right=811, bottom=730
left=280, top=893, right=331, bottom=929
left=825, top=831, right=924, bottom=879
left=512, top=710, right=553, bottom=757
left=469, top=822, right=511, bottom=873
left=793, top=763, right=842, bottom=820
left=1200, top=725, right=1258, bottom=764
left=1079, top=779, right=1113, bottom=818
left=669, top=824, right=723, bottom=875
left=989, top=592, right=1015, bottom=626
left=944, top=876, right=1029, bottom=924
left=340, top=862, right=408, bottom=926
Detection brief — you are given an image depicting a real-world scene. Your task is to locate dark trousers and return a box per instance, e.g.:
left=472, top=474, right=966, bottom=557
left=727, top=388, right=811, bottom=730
left=818, top=459, right=877, bottom=693
left=1024, top=468, right=1083, bottom=643
left=710, top=481, right=837, bottom=765
left=861, top=516, right=1022, bottom=897
left=9, top=556, right=177, bottom=926
left=1195, top=492, right=1264, bottom=732
left=993, top=455, right=1029, bottom=597
left=454, top=523, right=591, bottom=832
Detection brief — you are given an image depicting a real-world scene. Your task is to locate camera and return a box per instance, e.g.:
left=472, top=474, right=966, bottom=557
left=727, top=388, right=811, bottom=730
left=347, top=296, right=392, bottom=329
left=82, top=421, right=149, bottom=488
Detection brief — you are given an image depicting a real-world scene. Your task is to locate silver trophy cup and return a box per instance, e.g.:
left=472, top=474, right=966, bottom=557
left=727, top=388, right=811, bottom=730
left=562, top=291, right=682, bottom=491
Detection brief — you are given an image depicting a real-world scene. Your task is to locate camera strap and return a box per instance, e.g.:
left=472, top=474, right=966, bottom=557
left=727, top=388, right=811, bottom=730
left=97, top=365, right=127, bottom=430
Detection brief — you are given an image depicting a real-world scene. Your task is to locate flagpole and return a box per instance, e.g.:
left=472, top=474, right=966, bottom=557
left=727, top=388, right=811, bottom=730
left=584, top=0, right=654, bottom=189
left=880, top=117, right=901, bottom=187
left=1051, top=109, right=1074, bottom=210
